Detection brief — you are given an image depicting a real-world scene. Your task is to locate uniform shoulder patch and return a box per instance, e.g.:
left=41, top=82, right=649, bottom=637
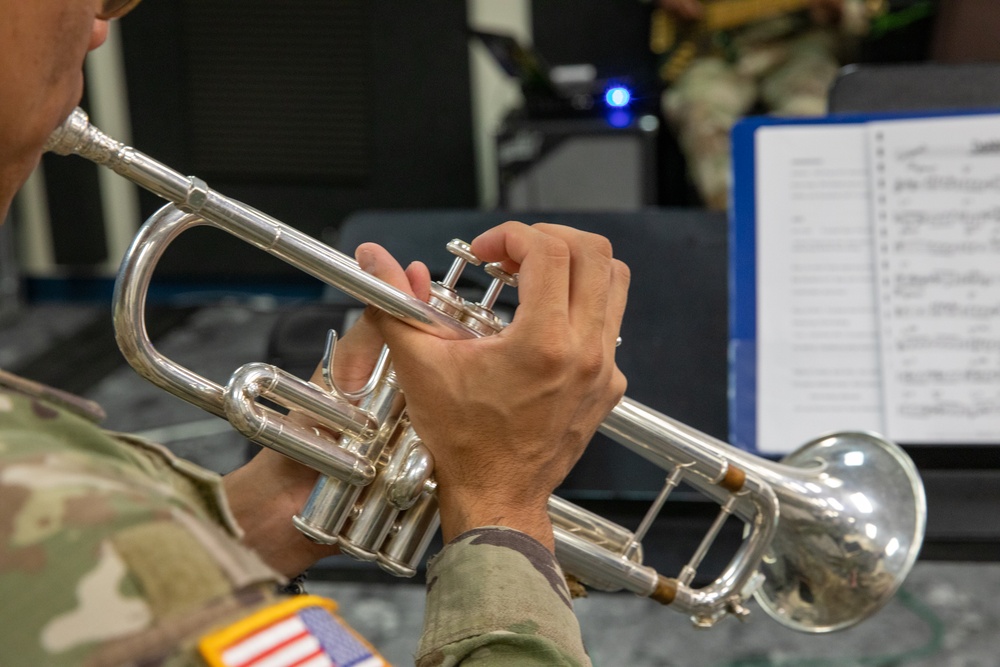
left=198, top=595, right=389, bottom=667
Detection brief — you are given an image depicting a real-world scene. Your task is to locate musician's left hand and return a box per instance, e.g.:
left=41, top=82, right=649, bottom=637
left=222, top=309, right=392, bottom=577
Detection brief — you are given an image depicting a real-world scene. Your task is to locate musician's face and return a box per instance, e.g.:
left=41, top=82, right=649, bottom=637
left=0, top=0, right=109, bottom=221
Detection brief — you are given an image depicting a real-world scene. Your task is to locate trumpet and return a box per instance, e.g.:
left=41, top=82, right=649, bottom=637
left=46, top=107, right=927, bottom=633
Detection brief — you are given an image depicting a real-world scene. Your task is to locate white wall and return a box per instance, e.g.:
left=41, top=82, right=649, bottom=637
left=466, top=1, right=532, bottom=208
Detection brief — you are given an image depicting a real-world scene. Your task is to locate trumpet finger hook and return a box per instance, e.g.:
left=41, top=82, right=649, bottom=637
left=320, top=329, right=391, bottom=402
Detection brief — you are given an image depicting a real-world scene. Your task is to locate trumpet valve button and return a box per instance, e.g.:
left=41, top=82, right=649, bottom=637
left=441, top=239, right=481, bottom=290
left=484, top=262, right=518, bottom=287
left=479, top=262, right=518, bottom=310
left=446, top=239, right=480, bottom=263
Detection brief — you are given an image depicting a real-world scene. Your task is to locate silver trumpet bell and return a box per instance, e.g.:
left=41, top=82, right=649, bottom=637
left=734, top=431, right=924, bottom=632
left=46, top=107, right=927, bottom=633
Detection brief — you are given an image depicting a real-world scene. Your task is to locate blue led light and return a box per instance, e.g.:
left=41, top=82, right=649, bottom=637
left=607, top=110, right=632, bottom=128
left=605, top=86, right=631, bottom=108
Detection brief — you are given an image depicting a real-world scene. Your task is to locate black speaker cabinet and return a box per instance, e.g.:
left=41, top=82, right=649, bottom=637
left=497, top=114, right=659, bottom=211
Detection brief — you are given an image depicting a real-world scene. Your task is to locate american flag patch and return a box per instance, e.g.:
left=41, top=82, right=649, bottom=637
left=199, top=595, right=388, bottom=667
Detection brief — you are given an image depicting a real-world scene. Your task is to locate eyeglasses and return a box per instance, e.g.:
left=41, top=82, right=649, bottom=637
left=97, top=0, right=143, bottom=20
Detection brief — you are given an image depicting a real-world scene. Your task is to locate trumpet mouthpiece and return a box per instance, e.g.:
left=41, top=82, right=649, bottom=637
left=45, top=107, right=92, bottom=155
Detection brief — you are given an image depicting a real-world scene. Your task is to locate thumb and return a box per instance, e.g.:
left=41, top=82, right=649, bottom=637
left=355, top=243, right=419, bottom=296
left=354, top=243, right=434, bottom=349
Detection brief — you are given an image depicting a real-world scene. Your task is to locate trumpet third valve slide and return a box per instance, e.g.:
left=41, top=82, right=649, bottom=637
left=46, top=107, right=928, bottom=633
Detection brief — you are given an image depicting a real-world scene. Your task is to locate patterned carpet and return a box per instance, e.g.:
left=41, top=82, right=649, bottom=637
left=2, top=301, right=998, bottom=666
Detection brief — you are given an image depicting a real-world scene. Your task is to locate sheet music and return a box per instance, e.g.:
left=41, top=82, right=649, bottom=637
left=755, top=125, right=883, bottom=453
left=869, top=115, right=1000, bottom=443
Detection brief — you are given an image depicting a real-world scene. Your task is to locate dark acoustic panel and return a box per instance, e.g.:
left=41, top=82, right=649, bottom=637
left=40, top=87, right=107, bottom=267
left=40, top=154, right=105, bottom=267
left=118, top=0, right=477, bottom=279
left=182, top=0, right=370, bottom=183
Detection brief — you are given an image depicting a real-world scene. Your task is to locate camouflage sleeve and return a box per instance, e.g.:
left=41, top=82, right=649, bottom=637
left=416, top=527, right=591, bottom=667
left=0, top=383, right=285, bottom=667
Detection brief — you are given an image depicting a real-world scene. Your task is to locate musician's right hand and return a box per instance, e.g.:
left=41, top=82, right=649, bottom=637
left=355, top=222, right=630, bottom=552
left=657, top=0, right=704, bottom=21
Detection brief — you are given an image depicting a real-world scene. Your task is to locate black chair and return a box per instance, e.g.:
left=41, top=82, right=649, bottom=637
left=829, top=62, right=1000, bottom=114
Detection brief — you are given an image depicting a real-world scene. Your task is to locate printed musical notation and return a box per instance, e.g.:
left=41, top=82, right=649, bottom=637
left=870, top=115, right=1000, bottom=443
left=755, top=125, right=884, bottom=453
left=746, top=112, right=1000, bottom=452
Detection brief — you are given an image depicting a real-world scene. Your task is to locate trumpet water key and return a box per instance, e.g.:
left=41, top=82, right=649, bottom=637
left=46, top=107, right=927, bottom=632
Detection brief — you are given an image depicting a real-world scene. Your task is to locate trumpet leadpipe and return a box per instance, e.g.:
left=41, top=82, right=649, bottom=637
left=46, top=107, right=472, bottom=342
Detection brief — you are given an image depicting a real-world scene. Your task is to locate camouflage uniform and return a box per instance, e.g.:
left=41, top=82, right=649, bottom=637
left=418, top=528, right=589, bottom=666
left=0, top=370, right=590, bottom=666
left=662, top=1, right=870, bottom=210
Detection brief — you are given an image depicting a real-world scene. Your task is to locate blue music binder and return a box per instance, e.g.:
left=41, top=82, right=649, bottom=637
left=728, top=109, right=1000, bottom=454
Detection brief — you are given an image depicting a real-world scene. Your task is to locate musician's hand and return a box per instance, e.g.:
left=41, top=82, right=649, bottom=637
left=222, top=309, right=390, bottom=577
left=808, top=0, right=845, bottom=25
left=657, top=0, right=704, bottom=21
left=358, top=222, right=630, bottom=552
